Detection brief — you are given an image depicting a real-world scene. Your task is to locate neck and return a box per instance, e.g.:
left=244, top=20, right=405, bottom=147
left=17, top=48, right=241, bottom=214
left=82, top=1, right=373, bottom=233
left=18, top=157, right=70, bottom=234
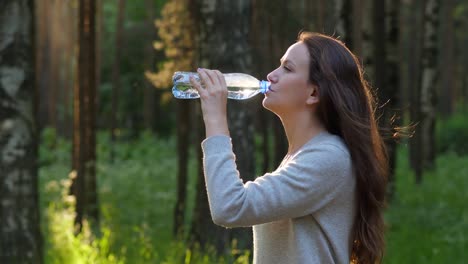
left=279, top=110, right=325, bottom=155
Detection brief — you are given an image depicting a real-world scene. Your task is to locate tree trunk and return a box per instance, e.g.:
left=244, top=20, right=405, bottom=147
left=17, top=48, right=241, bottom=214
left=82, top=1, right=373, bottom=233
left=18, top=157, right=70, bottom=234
left=95, top=0, right=102, bottom=130
left=352, top=0, right=363, bottom=57
left=173, top=100, right=190, bottom=237
left=49, top=0, right=59, bottom=133
left=362, top=0, right=374, bottom=79
left=462, top=11, right=468, bottom=104
left=333, top=0, right=352, bottom=46
left=110, top=0, right=125, bottom=162
left=439, top=0, right=454, bottom=116
left=37, top=0, right=52, bottom=131
left=191, top=0, right=255, bottom=253
left=408, top=0, right=424, bottom=176
left=418, top=0, right=439, bottom=176
left=334, top=0, right=345, bottom=38
left=381, top=0, right=401, bottom=198
left=0, top=0, right=43, bottom=262
left=143, top=0, right=156, bottom=130
left=316, top=0, right=325, bottom=32
left=71, top=0, right=99, bottom=233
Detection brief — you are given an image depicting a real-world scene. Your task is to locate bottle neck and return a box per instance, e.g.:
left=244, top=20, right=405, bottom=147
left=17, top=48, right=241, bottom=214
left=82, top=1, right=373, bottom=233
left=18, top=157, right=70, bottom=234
left=259, top=80, right=271, bottom=94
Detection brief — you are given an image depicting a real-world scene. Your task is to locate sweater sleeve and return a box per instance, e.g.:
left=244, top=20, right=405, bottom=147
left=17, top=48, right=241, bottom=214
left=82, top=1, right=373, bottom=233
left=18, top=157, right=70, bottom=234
left=201, top=135, right=353, bottom=228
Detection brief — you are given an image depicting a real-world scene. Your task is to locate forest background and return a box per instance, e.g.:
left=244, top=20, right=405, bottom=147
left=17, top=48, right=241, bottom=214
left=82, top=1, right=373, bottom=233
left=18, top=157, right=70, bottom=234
left=0, top=0, right=467, bottom=263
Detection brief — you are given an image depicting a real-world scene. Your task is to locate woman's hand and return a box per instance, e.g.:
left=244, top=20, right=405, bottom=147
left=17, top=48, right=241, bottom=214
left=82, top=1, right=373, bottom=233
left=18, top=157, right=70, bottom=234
left=190, top=68, right=230, bottom=138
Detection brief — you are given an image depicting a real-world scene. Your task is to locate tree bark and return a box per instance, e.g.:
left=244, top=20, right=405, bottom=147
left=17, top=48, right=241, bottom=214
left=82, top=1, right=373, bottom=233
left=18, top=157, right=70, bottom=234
left=352, top=0, right=363, bottom=57
left=71, top=0, right=99, bottom=233
left=110, top=0, right=125, bottom=162
left=316, top=0, right=325, bottom=32
left=191, top=0, right=255, bottom=253
left=408, top=0, right=424, bottom=176
left=418, top=0, right=439, bottom=175
left=95, top=0, right=102, bottom=131
left=333, top=0, right=352, bottom=46
left=439, top=0, right=454, bottom=116
left=143, top=0, right=156, bottom=130
left=173, top=100, right=190, bottom=237
left=48, top=0, right=59, bottom=133
left=381, top=0, right=401, bottom=198
left=36, top=0, right=52, bottom=131
left=0, top=0, right=43, bottom=262
left=362, top=0, right=374, bottom=79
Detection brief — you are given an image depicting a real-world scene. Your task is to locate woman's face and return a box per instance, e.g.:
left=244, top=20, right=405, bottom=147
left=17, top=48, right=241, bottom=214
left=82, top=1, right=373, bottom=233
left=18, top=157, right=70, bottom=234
left=263, top=42, right=317, bottom=116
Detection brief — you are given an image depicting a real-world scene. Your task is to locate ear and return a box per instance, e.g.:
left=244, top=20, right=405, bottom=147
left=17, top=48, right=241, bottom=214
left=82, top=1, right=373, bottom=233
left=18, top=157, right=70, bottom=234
left=306, top=85, right=319, bottom=105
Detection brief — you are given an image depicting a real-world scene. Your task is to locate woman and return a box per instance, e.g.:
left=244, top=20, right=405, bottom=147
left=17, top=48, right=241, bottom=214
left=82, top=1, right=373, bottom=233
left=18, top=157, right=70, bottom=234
left=190, top=32, right=388, bottom=264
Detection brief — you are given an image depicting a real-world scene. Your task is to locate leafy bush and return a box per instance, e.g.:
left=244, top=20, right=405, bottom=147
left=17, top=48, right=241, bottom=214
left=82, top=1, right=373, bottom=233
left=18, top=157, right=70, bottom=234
left=40, top=129, right=250, bottom=263
left=384, top=147, right=468, bottom=263
left=436, top=108, right=468, bottom=155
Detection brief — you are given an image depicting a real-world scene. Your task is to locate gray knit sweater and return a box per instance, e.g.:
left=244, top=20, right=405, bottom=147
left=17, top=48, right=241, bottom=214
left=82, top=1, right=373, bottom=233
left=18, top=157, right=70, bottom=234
left=201, top=131, right=356, bottom=264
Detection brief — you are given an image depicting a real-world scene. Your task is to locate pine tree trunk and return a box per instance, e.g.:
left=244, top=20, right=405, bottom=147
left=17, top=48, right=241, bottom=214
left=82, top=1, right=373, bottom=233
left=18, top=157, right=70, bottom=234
left=462, top=13, right=468, bottom=103
left=191, top=0, right=255, bottom=253
left=384, top=0, right=401, bottom=198
left=352, top=0, right=363, bottom=57
left=440, top=0, right=454, bottom=116
left=460, top=10, right=468, bottom=105
left=95, top=0, right=102, bottom=131
left=0, top=0, right=43, bottom=262
left=334, top=0, right=346, bottom=38
left=408, top=0, right=424, bottom=176
left=37, top=0, right=52, bottom=131
left=333, top=0, right=352, bottom=46
left=71, top=0, right=99, bottom=232
left=173, top=100, right=190, bottom=237
left=49, top=0, right=59, bottom=133
left=419, top=0, right=439, bottom=174
left=143, top=0, right=156, bottom=130
left=361, top=0, right=374, bottom=79
left=315, top=0, right=325, bottom=32
left=110, top=0, right=125, bottom=162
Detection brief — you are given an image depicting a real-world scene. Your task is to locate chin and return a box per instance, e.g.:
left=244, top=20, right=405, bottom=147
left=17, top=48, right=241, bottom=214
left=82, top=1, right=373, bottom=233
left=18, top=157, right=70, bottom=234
left=262, top=97, right=278, bottom=115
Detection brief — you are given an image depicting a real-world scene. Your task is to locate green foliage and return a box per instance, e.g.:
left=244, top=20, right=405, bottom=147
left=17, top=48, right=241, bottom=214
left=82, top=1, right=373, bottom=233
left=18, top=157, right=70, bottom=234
left=145, top=0, right=196, bottom=88
left=384, top=147, right=468, bottom=263
left=436, top=108, right=468, bottom=155
left=40, top=129, right=249, bottom=263
left=39, top=127, right=71, bottom=167
left=98, top=0, right=173, bottom=135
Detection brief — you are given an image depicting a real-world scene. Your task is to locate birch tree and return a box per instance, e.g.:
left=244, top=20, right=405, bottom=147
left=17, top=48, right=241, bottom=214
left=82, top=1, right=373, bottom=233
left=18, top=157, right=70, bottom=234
left=0, top=0, right=42, bottom=262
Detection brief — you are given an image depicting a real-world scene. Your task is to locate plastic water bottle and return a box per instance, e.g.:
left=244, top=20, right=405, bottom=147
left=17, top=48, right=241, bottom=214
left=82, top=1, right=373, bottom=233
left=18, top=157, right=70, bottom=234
left=172, top=71, right=270, bottom=100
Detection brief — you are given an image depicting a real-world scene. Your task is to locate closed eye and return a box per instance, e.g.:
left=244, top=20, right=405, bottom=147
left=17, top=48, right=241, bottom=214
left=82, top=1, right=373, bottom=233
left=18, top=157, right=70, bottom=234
left=283, top=65, right=291, bottom=72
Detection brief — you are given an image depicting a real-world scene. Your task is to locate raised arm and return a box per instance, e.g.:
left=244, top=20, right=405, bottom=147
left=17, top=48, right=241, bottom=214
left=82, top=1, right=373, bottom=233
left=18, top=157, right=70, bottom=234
left=202, top=135, right=353, bottom=227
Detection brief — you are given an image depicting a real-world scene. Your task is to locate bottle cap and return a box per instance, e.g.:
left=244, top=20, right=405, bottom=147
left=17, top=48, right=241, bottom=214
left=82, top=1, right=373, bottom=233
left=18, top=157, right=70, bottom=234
left=259, top=81, right=271, bottom=94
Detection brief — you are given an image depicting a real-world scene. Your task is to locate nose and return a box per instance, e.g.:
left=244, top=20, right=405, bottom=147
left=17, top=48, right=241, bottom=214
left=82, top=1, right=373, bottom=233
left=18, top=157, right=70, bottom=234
left=267, top=69, right=278, bottom=83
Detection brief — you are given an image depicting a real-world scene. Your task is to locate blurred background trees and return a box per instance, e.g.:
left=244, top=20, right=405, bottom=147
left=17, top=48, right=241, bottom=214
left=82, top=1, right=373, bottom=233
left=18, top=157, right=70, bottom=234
left=1, top=0, right=468, bottom=262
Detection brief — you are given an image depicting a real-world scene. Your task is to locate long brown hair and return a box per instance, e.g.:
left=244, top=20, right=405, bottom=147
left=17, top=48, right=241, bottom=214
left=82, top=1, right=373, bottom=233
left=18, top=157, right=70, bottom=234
left=298, top=32, right=388, bottom=263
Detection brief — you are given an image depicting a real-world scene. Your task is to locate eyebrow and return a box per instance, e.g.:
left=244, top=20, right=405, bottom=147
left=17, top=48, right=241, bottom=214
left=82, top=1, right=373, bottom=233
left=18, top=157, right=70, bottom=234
left=280, top=58, right=296, bottom=67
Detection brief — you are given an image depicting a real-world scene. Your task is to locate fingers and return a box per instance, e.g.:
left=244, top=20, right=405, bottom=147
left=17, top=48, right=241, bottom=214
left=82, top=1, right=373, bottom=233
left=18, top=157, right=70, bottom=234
left=197, top=68, right=226, bottom=94
left=214, top=70, right=226, bottom=88
left=190, top=74, right=206, bottom=97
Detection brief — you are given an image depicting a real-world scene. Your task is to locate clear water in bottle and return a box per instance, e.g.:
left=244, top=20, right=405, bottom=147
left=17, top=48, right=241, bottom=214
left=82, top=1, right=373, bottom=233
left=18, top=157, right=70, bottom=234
left=172, top=71, right=270, bottom=100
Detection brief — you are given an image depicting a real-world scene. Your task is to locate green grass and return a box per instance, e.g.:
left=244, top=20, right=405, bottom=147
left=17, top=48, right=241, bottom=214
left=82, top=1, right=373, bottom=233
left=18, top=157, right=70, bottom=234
left=39, top=130, right=468, bottom=263
left=384, top=146, right=468, bottom=263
